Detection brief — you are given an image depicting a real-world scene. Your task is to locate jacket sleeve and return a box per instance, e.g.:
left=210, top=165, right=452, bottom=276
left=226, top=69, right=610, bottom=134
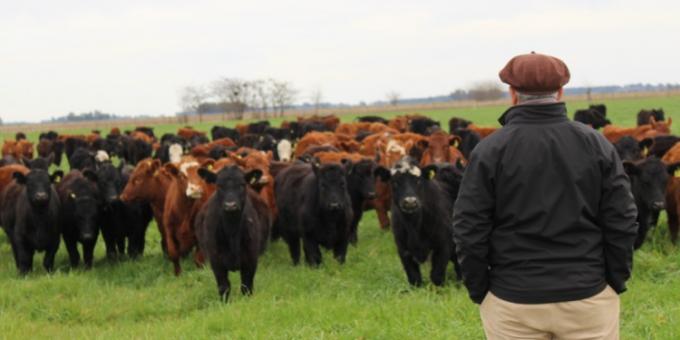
left=452, top=146, right=496, bottom=304
left=598, top=145, right=638, bottom=294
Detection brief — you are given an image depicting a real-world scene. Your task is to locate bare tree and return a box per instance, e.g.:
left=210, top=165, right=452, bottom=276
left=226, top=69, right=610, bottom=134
left=250, top=79, right=270, bottom=119
left=211, top=78, right=250, bottom=119
left=310, top=87, right=323, bottom=114
left=467, top=81, right=504, bottom=101
left=178, top=85, right=208, bottom=122
left=386, top=91, right=400, bottom=106
left=270, top=79, right=297, bottom=117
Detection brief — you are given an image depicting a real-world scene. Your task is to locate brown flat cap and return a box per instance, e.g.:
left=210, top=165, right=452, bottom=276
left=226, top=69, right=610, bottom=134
left=499, top=52, right=570, bottom=94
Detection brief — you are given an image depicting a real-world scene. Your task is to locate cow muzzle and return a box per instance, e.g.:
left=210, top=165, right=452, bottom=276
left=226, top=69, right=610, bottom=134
left=399, top=196, right=419, bottom=212
left=223, top=201, right=239, bottom=212
left=652, top=201, right=665, bottom=210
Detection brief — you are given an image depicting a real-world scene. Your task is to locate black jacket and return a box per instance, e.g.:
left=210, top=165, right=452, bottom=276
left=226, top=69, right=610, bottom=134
left=452, top=102, right=638, bottom=304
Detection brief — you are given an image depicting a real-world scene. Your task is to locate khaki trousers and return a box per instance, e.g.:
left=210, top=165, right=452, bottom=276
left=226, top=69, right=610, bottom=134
left=479, top=286, right=620, bottom=340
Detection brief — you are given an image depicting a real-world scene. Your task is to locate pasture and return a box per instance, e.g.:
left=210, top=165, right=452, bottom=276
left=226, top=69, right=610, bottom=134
left=1, top=95, right=679, bottom=339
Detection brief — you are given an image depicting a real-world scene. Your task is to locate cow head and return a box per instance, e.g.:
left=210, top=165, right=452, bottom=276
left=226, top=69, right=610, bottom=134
left=423, top=131, right=462, bottom=164
left=199, top=165, right=262, bottom=214
left=346, top=159, right=386, bottom=201
left=95, top=162, right=124, bottom=204
left=120, top=158, right=161, bottom=202
left=312, top=162, right=349, bottom=211
left=68, top=171, right=100, bottom=241
left=165, top=159, right=206, bottom=199
left=13, top=169, right=63, bottom=207
left=623, top=158, right=670, bottom=211
left=276, top=139, right=293, bottom=162
left=375, top=157, right=436, bottom=215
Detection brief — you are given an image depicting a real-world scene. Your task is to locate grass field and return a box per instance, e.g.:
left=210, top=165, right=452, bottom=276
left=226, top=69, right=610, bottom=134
left=0, top=96, right=679, bottom=339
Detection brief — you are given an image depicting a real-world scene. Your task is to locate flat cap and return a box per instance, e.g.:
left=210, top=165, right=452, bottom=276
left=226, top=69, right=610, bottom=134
left=499, top=52, right=570, bottom=94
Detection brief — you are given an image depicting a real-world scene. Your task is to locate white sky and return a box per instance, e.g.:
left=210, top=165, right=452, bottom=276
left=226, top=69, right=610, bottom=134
left=1, top=0, right=679, bottom=122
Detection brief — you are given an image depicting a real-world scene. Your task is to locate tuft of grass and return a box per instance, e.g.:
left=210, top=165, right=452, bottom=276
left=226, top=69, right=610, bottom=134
left=0, top=95, right=678, bottom=339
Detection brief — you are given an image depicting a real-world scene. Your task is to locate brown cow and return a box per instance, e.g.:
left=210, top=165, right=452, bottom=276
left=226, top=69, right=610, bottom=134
left=178, top=127, right=207, bottom=141
left=294, top=132, right=360, bottom=158
left=665, top=163, right=680, bottom=244
left=0, top=164, right=30, bottom=196
left=120, top=158, right=174, bottom=252
left=2, top=140, right=34, bottom=159
left=190, top=137, right=236, bottom=160
left=420, top=131, right=465, bottom=165
left=467, top=124, right=498, bottom=138
left=603, top=117, right=672, bottom=143
left=131, top=131, right=155, bottom=144
left=662, top=142, right=680, bottom=164
left=233, top=148, right=277, bottom=220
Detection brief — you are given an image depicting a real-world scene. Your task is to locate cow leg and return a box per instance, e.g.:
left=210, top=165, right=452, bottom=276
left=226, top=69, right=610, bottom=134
left=430, top=249, right=450, bottom=286
left=669, top=207, right=679, bottom=244
left=240, top=262, right=257, bottom=296
left=398, top=252, right=422, bottom=286
left=373, top=199, right=391, bottom=230
left=43, top=243, right=59, bottom=273
left=64, top=237, right=81, bottom=268
left=450, top=247, right=462, bottom=281
left=302, top=235, right=322, bottom=267
left=15, top=241, right=34, bottom=275
left=210, top=262, right=230, bottom=301
left=100, top=221, right=118, bottom=260
left=193, top=248, right=205, bottom=268
left=282, top=233, right=301, bottom=265
left=82, top=240, right=96, bottom=269
left=349, top=207, right=363, bottom=245
left=332, top=238, right=349, bottom=264
left=152, top=210, right=168, bottom=254
left=163, top=222, right=182, bottom=275
left=634, top=211, right=650, bottom=250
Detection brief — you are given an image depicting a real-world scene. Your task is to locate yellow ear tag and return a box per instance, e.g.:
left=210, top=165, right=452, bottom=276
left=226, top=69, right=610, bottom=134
left=69, top=193, right=76, bottom=199
left=642, top=147, right=649, bottom=157
left=453, top=140, right=459, bottom=148
left=55, top=176, right=61, bottom=183
left=675, top=169, right=680, bottom=178
left=153, top=170, right=159, bottom=177
left=207, top=164, right=213, bottom=170
left=428, top=169, right=436, bottom=179
left=250, top=177, right=257, bottom=184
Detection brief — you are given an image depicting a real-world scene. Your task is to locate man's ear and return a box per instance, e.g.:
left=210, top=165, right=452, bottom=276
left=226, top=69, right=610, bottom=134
left=374, top=167, right=391, bottom=182
left=623, top=162, right=639, bottom=176
left=198, top=168, right=217, bottom=184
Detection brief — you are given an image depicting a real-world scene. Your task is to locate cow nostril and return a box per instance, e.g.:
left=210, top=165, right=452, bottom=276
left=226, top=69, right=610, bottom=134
left=223, top=201, right=238, bottom=211
left=652, top=201, right=665, bottom=210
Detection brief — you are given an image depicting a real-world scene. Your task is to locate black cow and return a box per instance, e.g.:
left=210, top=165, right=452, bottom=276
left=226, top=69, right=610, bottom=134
left=623, top=157, right=672, bottom=249
left=452, top=128, right=481, bottom=159
left=68, top=147, right=96, bottom=171
left=64, top=137, right=89, bottom=161
left=134, top=126, right=155, bottom=139
left=275, top=162, right=352, bottom=266
left=300, top=121, right=332, bottom=135
left=0, top=168, right=63, bottom=274
left=448, top=117, right=472, bottom=133
left=211, top=126, right=240, bottom=142
left=38, top=131, right=64, bottom=166
left=264, top=127, right=293, bottom=141
left=375, top=157, right=460, bottom=286
left=95, top=162, right=127, bottom=259
left=126, top=138, right=153, bottom=165
left=57, top=170, right=101, bottom=268
left=614, top=137, right=653, bottom=162
left=637, top=109, right=665, bottom=126
left=119, top=164, right=154, bottom=258
left=15, top=132, right=27, bottom=141
left=344, top=159, right=386, bottom=244
left=23, top=154, right=54, bottom=171
left=409, top=117, right=441, bottom=135
left=238, top=134, right=276, bottom=153
left=589, top=104, right=607, bottom=117
left=649, top=135, right=680, bottom=158
left=574, top=108, right=611, bottom=129
left=195, top=165, right=271, bottom=300
left=356, top=116, right=389, bottom=124
left=247, top=121, right=271, bottom=134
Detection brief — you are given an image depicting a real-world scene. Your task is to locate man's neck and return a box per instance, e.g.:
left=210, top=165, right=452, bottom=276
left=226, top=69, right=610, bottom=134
left=515, top=97, right=560, bottom=106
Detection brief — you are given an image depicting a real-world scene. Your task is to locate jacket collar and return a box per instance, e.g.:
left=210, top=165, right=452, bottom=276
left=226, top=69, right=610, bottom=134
left=498, top=102, right=568, bottom=126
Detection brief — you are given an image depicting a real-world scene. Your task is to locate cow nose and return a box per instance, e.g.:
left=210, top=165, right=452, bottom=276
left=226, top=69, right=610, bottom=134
left=81, top=232, right=95, bottom=240
left=328, top=202, right=343, bottom=210
left=223, top=201, right=238, bottom=211
left=109, top=195, right=119, bottom=201
left=652, top=201, right=665, bottom=210
left=401, top=196, right=419, bottom=209
left=34, top=192, right=48, bottom=201
left=366, top=191, right=377, bottom=200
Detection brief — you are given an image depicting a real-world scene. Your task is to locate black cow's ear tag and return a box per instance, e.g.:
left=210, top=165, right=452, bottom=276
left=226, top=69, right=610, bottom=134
left=250, top=176, right=257, bottom=184
left=642, top=147, right=649, bottom=157
left=428, top=169, right=435, bottom=179
left=207, top=164, right=213, bottom=170
left=70, top=193, right=76, bottom=199
left=675, top=169, right=680, bottom=178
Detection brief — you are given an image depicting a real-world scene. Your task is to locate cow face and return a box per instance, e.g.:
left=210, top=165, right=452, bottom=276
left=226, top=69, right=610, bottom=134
left=199, top=165, right=262, bottom=213
left=313, top=163, right=349, bottom=211
left=121, top=158, right=160, bottom=202
left=277, top=139, right=292, bottom=162
left=14, top=169, right=63, bottom=207
left=375, top=157, right=435, bottom=215
left=165, top=160, right=205, bottom=199
left=95, top=162, right=124, bottom=204
left=423, top=132, right=461, bottom=164
left=624, top=158, right=670, bottom=211
left=347, top=159, right=384, bottom=201
left=615, top=136, right=650, bottom=162
left=69, top=174, right=100, bottom=241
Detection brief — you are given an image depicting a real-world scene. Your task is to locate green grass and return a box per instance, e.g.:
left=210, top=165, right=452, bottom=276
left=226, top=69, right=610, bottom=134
left=0, top=95, right=679, bottom=339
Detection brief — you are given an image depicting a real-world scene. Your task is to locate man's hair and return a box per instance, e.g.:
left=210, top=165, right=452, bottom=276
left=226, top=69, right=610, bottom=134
left=516, top=91, right=559, bottom=103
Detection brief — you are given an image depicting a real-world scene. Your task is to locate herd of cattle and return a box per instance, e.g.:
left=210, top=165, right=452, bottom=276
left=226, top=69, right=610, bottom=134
left=0, top=106, right=679, bottom=299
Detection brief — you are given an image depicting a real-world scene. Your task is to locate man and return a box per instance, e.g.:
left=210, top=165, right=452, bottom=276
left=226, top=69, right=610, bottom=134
left=452, top=52, right=638, bottom=339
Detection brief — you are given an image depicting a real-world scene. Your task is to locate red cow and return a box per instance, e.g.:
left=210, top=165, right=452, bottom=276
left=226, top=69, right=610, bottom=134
left=420, top=131, right=465, bottom=165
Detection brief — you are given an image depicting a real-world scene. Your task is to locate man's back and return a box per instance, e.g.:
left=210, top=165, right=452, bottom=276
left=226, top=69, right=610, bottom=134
left=452, top=102, right=638, bottom=304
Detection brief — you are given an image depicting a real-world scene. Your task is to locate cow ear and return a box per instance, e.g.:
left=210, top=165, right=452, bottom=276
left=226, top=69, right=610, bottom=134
left=201, top=159, right=215, bottom=171
left=164, top=163, right=180, bottom=176
left=340, top=159, right=353, bottom=174
left=83, top=169, right=98, bottom=183
left=639, top=138, right=653, bottom=157
left=416, top=140, right=429, bottom=150
left=245, top=169, right=263, bottom=185
left=374, top=166, right=391, bottom=182
left=265, top=151, right=273, bottom=161
left=150, top=159, right=161, bottom=171
left=13, top=172, right=27, bottom=184
left=197, top=168, right=217, bottom=184
left=667, top=162, right=680, bottom=177
left=51, top=170, right=64, bottom=183
left=421, top=165, right=438, bottom=180
left=649, top=116, right=656, bottom=126
left=449, top=136, right=462, bottom=148
left=623, top=162, right=639, bottom=176
left=455, top=158, right=466, bottom=171
left=668, top=117, right=672, bottom=126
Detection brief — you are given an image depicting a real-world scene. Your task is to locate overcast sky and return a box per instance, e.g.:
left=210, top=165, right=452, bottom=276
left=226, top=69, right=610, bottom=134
left=1, top=0, right=678, bottom=122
